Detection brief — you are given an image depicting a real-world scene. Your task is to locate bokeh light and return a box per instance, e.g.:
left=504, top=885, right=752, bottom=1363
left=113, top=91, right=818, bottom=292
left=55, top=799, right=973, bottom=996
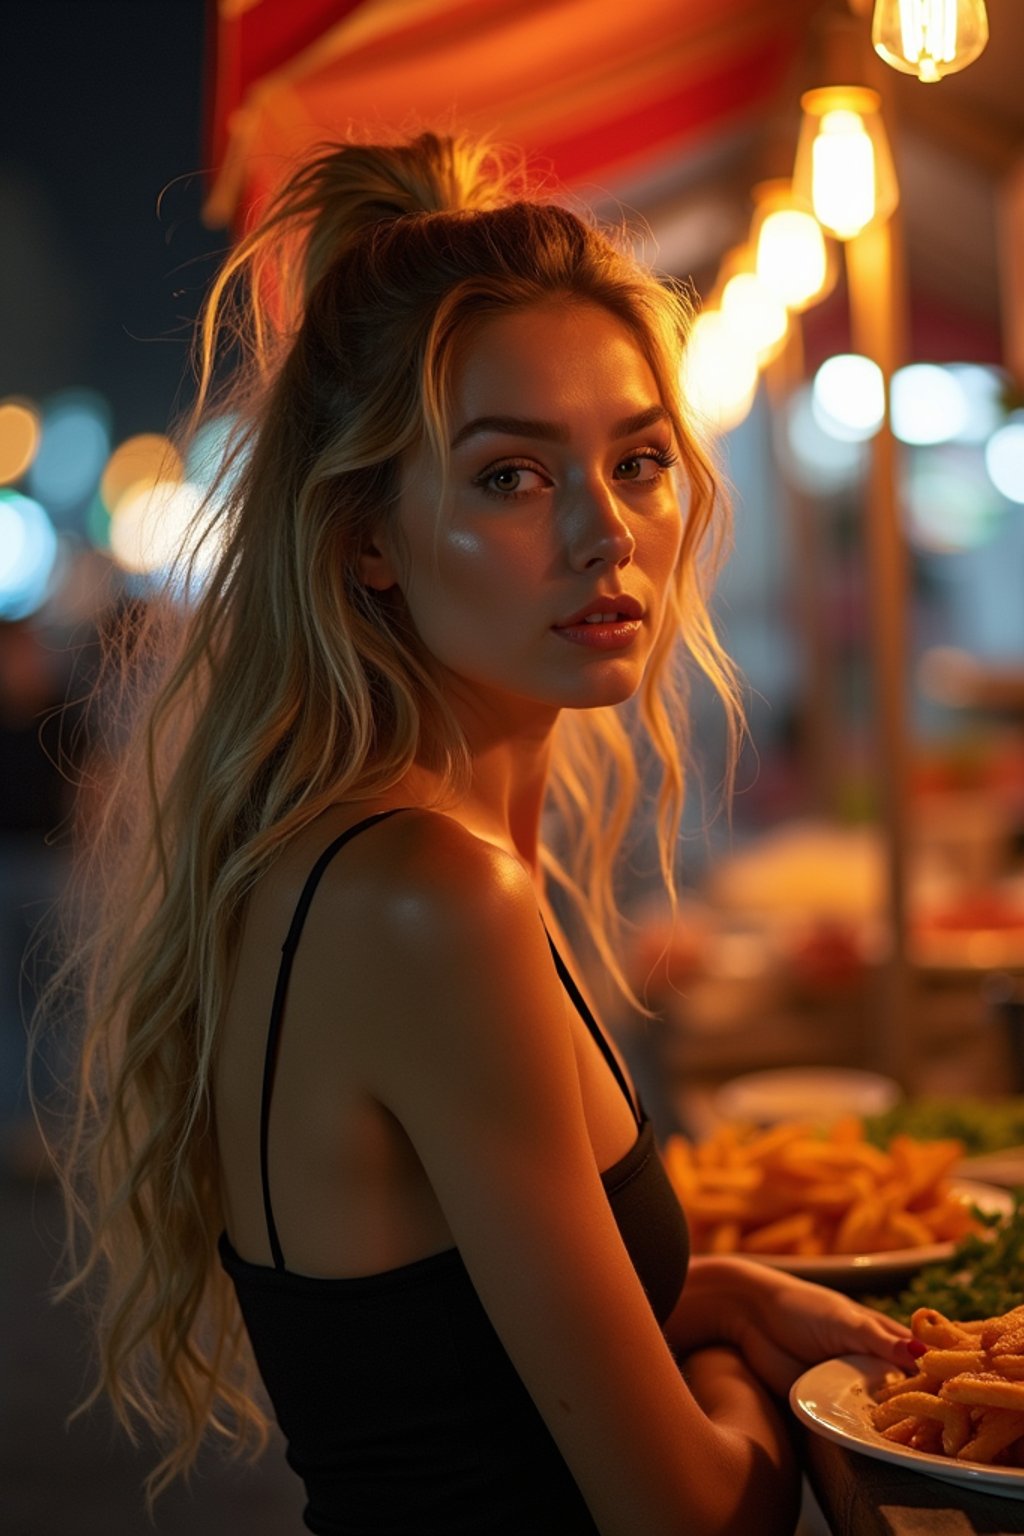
left=100, top=432, right=183, bottom=515
left=947, top=364, right=1005, bottom=444
left=891, top=364, right=968, bottom=445
left=0, top=398, right=41, bottom=484
left=776, top=384, right=867, bottom=495
left=720, top=273, right=788, bottom=365
left=755, top=207, right=829, bottom=312
left=85, top=491, right=112, bottom=552
left=107, top=478, right=223, bottom=602
left=27, top=389, right=111, bottom=517
left=812, top=354, right=885, bottom=442
left=985, top=420, right=1024, bottom=504
left=0, top=489, right=59, bottom=619
left=681, top=311, right=759, bottom=435
left=903, top=446, right=1006, bottom=551
left=185, top=413, right=243, bottom=492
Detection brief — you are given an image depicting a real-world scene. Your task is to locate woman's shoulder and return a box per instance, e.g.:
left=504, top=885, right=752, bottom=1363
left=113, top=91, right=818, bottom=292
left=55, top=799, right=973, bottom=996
left=305, top=805, right=539, bottom=955
left=296, top=807, right=558, bottom=1071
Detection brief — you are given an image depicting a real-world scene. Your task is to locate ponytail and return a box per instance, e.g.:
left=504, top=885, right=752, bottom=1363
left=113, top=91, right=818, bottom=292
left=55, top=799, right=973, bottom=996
left=193, top=132, right=528, bottom=407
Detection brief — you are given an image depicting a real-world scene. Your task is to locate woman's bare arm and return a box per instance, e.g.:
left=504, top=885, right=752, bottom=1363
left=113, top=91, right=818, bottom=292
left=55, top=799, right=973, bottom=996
left=665, top=1257, right=918, bottom=1398
left=334, top=811, right=799, bottom=1536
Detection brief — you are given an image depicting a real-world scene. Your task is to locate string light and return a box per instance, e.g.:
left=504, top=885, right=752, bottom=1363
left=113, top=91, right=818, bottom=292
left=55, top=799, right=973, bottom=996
left=751, top=181, right=835, bottom=313
left=793, top=87, right=898, bottom=240
left=681, top=311, right=759, bottom=436
left=872, top=0, right=989, bottom=83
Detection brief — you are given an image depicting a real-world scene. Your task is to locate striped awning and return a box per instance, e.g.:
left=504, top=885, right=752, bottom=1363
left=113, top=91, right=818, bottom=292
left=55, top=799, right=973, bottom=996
left=203, top=0, right=817, bottom=231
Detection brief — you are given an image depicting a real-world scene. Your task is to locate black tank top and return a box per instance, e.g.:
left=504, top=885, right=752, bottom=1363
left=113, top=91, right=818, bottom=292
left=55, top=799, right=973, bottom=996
left=218, top=811, right=690, bottom=1535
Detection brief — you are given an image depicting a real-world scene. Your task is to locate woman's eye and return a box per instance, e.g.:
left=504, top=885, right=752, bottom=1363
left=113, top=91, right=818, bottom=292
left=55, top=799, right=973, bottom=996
left=478, top=464, right=548, bottom=498
left=616, top=454, right=664, bottom=483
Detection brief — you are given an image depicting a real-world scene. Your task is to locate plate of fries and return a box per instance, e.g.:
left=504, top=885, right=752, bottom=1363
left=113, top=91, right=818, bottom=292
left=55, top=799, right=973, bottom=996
left=663, top=1117, right=1012, bottom=1282
left=791, top=1304, right=1024, bottom=1498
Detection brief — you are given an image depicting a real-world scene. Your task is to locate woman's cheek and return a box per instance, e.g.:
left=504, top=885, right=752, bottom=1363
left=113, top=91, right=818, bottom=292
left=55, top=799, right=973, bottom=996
left=442, top=521, right=547, bottom=594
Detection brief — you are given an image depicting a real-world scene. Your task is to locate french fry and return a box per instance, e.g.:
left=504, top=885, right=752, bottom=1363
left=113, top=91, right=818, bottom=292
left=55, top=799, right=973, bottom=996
left=834, top=1197, right=885, bottom=1255
left=911, top=1307, right=977, bottom=1350
left=941, top=1372, right=1024, bottom=1412
left=959, top=1409, right=1024, bottom=1463
left=882, top=1211, right=936, bottom=1250
left=662, top=1118, right=987, bottom=1261
left=910, top=1419, right=944, bottom=1455
left=875, top=1370, right=933, bottom=1403
left=991, top=1326, right=1024, bottom=1357
left=740, top=1212, right=815, bottom=1254
left=872, top=1390, right=952, bottom=1430
left=870, top=1306, right=1024, bottom=1470
left=881, top=1418, right=919, bottom=1445
left=910, top=1348, right=987, bottom=1381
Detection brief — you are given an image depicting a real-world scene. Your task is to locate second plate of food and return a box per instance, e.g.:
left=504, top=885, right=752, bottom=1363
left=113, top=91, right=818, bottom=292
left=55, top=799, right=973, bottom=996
left=745, top=1179, right=1012, bottom=1285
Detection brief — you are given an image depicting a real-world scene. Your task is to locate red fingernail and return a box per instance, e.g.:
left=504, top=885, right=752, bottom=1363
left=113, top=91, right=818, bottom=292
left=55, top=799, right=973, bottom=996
left=907, top=1340, right=928, bottom=1358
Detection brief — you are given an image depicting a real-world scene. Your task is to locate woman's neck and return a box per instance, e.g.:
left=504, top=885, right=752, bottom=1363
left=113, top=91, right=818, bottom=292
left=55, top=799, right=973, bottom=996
left=395, top=723, right=555, bottom=890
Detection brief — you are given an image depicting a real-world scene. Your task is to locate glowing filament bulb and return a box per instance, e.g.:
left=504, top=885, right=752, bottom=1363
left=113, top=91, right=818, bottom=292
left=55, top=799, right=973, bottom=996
left=812, top=111, right=876, bottom=239
left=872, top=0, right=989, bottom=83
left=681, top=311, right=758, bottom=435
left=756, top=208, right=828, bottom=310
left=721, top=273, right=789, bottom=363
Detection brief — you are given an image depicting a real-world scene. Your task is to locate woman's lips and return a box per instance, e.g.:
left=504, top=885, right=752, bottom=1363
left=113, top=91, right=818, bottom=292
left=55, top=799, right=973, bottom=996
left=551, top=618, right=642, bottom=650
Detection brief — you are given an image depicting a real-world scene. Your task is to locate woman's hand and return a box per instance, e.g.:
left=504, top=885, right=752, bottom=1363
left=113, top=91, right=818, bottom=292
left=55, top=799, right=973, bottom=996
left=674, top=1257, right=922, bottom=1398
left=730, top=1260, right=920, bottom=1396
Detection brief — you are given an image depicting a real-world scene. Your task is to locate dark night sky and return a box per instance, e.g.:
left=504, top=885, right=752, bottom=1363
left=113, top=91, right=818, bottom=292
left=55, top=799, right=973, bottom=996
left=0, top=0, right=225, bottom=444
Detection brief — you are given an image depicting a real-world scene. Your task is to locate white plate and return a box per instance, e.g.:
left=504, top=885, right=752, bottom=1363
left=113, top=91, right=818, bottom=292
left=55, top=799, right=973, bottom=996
left=958, top=1146, right=1024, bottom=1189
left=742, top=1179, right=1013, bottom=1285
left=713, top=1067, right=902, bottom=1128
left=791, top=1354, right=1024, bottom=1500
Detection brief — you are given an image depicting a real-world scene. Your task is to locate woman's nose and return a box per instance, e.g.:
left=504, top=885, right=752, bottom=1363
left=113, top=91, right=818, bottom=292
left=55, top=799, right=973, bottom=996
left=567, top=485, right=635, bottom=571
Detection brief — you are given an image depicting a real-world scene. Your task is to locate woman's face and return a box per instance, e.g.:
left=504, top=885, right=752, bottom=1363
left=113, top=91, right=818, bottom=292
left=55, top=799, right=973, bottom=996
left=366, top=300, right=684, bottom=729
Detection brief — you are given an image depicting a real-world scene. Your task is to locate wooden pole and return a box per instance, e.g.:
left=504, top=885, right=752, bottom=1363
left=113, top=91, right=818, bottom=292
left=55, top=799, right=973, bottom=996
left=812, top=11, right=915, bottom=1084
left=765, top=323, right=843, bottom=816
left=998, top=153, right=1024, bottom=389
left=846, top=212, right=914, bottom=1086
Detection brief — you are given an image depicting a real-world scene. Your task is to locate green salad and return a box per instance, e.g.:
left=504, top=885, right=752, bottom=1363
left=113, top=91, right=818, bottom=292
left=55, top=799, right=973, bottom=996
left=864, top=1189, right=1024, bottom=1323
left=864, top=1097, right=1024, bottom=1156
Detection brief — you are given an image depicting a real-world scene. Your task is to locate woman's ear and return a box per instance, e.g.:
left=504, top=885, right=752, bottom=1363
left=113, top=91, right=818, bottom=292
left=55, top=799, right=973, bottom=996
left=357, top=535, right=399, bottom=593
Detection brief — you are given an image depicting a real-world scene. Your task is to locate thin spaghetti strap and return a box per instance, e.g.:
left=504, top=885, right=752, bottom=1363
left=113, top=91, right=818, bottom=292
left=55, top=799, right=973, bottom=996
left=543, top=928, right=642, bottom=1128
left=259, top=808, right=407, bottom=1271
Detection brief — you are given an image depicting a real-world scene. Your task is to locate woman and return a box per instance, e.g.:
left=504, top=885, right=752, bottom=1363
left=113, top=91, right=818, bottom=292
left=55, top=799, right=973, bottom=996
left=50, top=133, right=919, bottom=1535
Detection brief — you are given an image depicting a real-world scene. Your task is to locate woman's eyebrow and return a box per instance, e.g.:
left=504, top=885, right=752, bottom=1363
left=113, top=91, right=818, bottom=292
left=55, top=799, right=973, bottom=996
left=450, top=415, right=569, bottom=448
left=612, top=405, right=670, bottom=438
left=449, top=404, right=669, bottom=450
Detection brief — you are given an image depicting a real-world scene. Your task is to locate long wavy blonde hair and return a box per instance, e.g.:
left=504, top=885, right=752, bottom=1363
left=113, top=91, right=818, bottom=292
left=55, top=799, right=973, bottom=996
left=42, top=130, right=743, bottom=1500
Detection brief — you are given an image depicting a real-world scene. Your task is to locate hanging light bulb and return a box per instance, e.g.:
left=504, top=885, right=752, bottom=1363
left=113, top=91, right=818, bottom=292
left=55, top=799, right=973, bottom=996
left=681, top=310, right=759, bottom=435
left=721, top=273, right=789, bottom=364
left=712, top=243, right=790, bottom=366
left=793, top=87, right=899, bottom=240
left=751, top=180, right=836, bottom=312
left=872, top=0, right=988, bottom=83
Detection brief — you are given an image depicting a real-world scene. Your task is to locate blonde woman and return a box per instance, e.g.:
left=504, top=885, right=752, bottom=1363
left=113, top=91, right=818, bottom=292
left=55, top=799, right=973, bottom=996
left=51, top=134, right=919, bottom=1535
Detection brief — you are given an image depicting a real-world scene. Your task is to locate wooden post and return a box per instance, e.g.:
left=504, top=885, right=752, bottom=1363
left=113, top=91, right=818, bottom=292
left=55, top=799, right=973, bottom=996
left=845, top=213, right=914, bottom=1085
left=812, top=11, right=915, bottom=1084
left=998, top=154, right=1024, bottom=389
left=765, top=323, right=843, bottom=817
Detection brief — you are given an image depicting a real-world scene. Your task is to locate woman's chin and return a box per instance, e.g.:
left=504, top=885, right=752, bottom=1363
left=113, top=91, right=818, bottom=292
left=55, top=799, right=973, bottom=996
left=556, top=666, right=645, bottom=710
